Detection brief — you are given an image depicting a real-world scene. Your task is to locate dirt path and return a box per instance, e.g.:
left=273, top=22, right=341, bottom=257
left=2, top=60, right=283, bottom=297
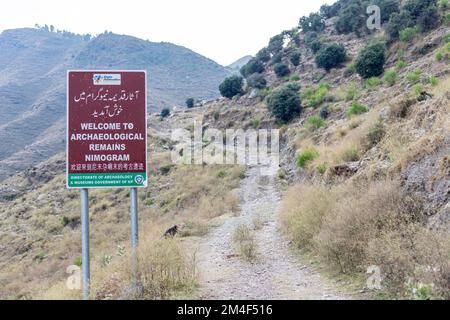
left=196, top=166, right=349, bottom=300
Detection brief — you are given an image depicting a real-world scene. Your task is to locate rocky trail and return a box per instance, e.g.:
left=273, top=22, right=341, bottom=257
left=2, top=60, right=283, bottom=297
left=196, top=165, right=350, bottom=300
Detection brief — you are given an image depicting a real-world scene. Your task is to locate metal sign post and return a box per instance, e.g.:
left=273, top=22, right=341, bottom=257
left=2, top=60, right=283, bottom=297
left=130, top=187, right=139, bottom=285
left=67, top=70, right=147, bottom=300
left=130, top=188, right=139, bottom=248
left=80, top=188, right=90, bottom=300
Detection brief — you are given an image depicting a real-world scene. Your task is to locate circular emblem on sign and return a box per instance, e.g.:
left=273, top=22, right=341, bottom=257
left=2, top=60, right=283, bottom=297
left=135, top=175, right=144, bottom=185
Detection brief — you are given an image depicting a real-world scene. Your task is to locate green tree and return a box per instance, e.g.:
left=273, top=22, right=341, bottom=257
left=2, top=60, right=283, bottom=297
left=320, top=3, right=341, bottom=18
left=256, top=48, right=271, bottom=63
left=266, top=84, right=302, bottom=122
left=404, top=0, right=436, bottom=19
left=290, top=51, right=301, bottom=66
left=247, top=73, right=267, bottom=89
left=274, top=63, right=290, bottom=78
left=160, top=108, right=170, bottom=118
left=240, top=58, right=265, bottom=78
left=386, top=11, right=414, bottom=39
left=374, top=0, right=401, bottom=23
left=355, top=42, right=386, bottom=79
left=418, top=5, right=440, bottom=31
left=335, top=3, right=365, bottom=35
left=299, top=13, right=325, bottom=32
left=185, top=98, right=195, bottom=108
left=268, top=34, right=284, bottom=54
left=315, top=43, right=347, bottom=71
left=219, top=75, right=244, bottom=99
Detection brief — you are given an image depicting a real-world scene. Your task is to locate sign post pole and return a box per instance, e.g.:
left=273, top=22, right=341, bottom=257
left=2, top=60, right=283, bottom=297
left=80, top=188, right=90, bottom=300
left=130, top=187, right=139, bottom=284
left=130, top=188, right=139, bottom=249
left=67, top=71, right=147, bottom=299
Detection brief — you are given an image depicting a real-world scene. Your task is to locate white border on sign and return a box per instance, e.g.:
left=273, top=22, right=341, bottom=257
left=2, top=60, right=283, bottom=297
left=66, top=70, right=148, bottom=189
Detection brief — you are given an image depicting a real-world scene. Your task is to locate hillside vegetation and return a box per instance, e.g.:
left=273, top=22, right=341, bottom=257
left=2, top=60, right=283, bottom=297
left=215, top=0, right=450, bottom=299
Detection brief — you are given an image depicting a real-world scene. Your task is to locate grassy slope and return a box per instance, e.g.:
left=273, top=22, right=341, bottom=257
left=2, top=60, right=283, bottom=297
left=0, top=127, right=244, bottom=299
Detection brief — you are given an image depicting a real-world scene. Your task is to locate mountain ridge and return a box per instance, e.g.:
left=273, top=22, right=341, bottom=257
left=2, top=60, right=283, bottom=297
left=0, top=27, right=230, bottom=180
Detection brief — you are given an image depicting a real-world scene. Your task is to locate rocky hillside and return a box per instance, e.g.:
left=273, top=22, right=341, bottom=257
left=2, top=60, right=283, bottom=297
left=211, top=0, right=450, bottom=299
left=0, top=28, right=230, bottom=181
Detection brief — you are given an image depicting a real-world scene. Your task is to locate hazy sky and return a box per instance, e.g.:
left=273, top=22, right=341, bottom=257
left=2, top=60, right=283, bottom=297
left=0, top=0, right=334, bottom=65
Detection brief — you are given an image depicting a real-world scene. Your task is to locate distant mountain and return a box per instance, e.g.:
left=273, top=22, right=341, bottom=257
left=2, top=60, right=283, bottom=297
left=227, top=55, right=253, bottom=74
left=0, top=28, right=230, bottom=180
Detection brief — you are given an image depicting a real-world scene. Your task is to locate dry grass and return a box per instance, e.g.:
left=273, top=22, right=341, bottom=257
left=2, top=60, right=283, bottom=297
left=38, top=231, right=197, bottom=300
left=0, top=142, right=245, bottom=299
left=280, top=184, right=336, bottom=249
left=280, top=180, right=450, bottom=299
left=292, top=106, right=382, bottom=174
left=252, top=214, right=265, bottom=230
left=232, top=224, right=258, bottom=262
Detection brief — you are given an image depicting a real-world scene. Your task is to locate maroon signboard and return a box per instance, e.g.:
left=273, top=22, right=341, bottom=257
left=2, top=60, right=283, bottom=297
left=67, top=71, right=147, bottom=188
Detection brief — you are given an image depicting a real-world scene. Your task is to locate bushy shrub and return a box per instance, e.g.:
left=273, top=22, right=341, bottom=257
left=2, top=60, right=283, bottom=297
left=185, top=98, right=195, bottom=108
left=340, top=146, right=360, bottom=162
left=283, top=28, right=301, bottom=46
left=315, top=43, right=347, bottom=71
left=160, top=108, right=170, bottom=118
left=280, top=184, right=334, bottom=248
left=268, top=34, right=284, bottom=54
left=319, top=106, right=329, bottom=119
left=406, top=69, right=422, bottom=83
left=301, top=83, right=331, bottom=108
left=305, top=116, right=326, bottom=131
left=304, top=32, right=322, bottom=53
left=232, top=225, right=258, bottom=262
left=299, top=13, right=325, bottom=32
left=429, top=75, right=439, bottom=86
left=344, top=82, right=360, bottom=101
left=320, top=2, right=341, bottom=19
left=335, top=3, right=365, bottom=35
left=387, top=0, right=439, bottom=39
left=247, top=73, right=267, bottom=89
left=404, top=0, right=436, bottom=19
left=344, top=62, right=356, bottom=77
left=256, top=48, right=271, bottom=63
left=219, top=75, right=244, bottom=99
left=366, top=76, right=381, bottom=88
left=384, top=69, right=398, bottom=86
left=304, top=31, right=318, bottom=45
left=347, top=101, right=369, bottom=118
left=362, top=120, right=386, bottom=151
left=396, top=59, right=407, bottom=70
left=418, top=5, right=440, bottom=31
left=355, top=42, right=386, bottom=78
left=266, top=84, right=302, bottom=122
left=240, top=58, right=265, bottom=78
left=316, top=181, right=422, bottom=274
left=439, top=0, right=449, bottom=10
left=296, top=149, right=319, bottom=168
left=446, top=13, right=450, bottom=25
left=399, top=27, right=418, bottom=42
left=271, top=53, right=282, bottom=64
left=386, top=11, right=414, bottom=40
left=374, top=0, right=401, bottom=23
left=290, top=51, right=301, bottom=66
left=333, top=0, right=399, bottom=35
left=311, top=40, right=323, bottom=53
left=274, top=63, right=290, bottom=78
left=281, top=180, right=450, bottom=298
